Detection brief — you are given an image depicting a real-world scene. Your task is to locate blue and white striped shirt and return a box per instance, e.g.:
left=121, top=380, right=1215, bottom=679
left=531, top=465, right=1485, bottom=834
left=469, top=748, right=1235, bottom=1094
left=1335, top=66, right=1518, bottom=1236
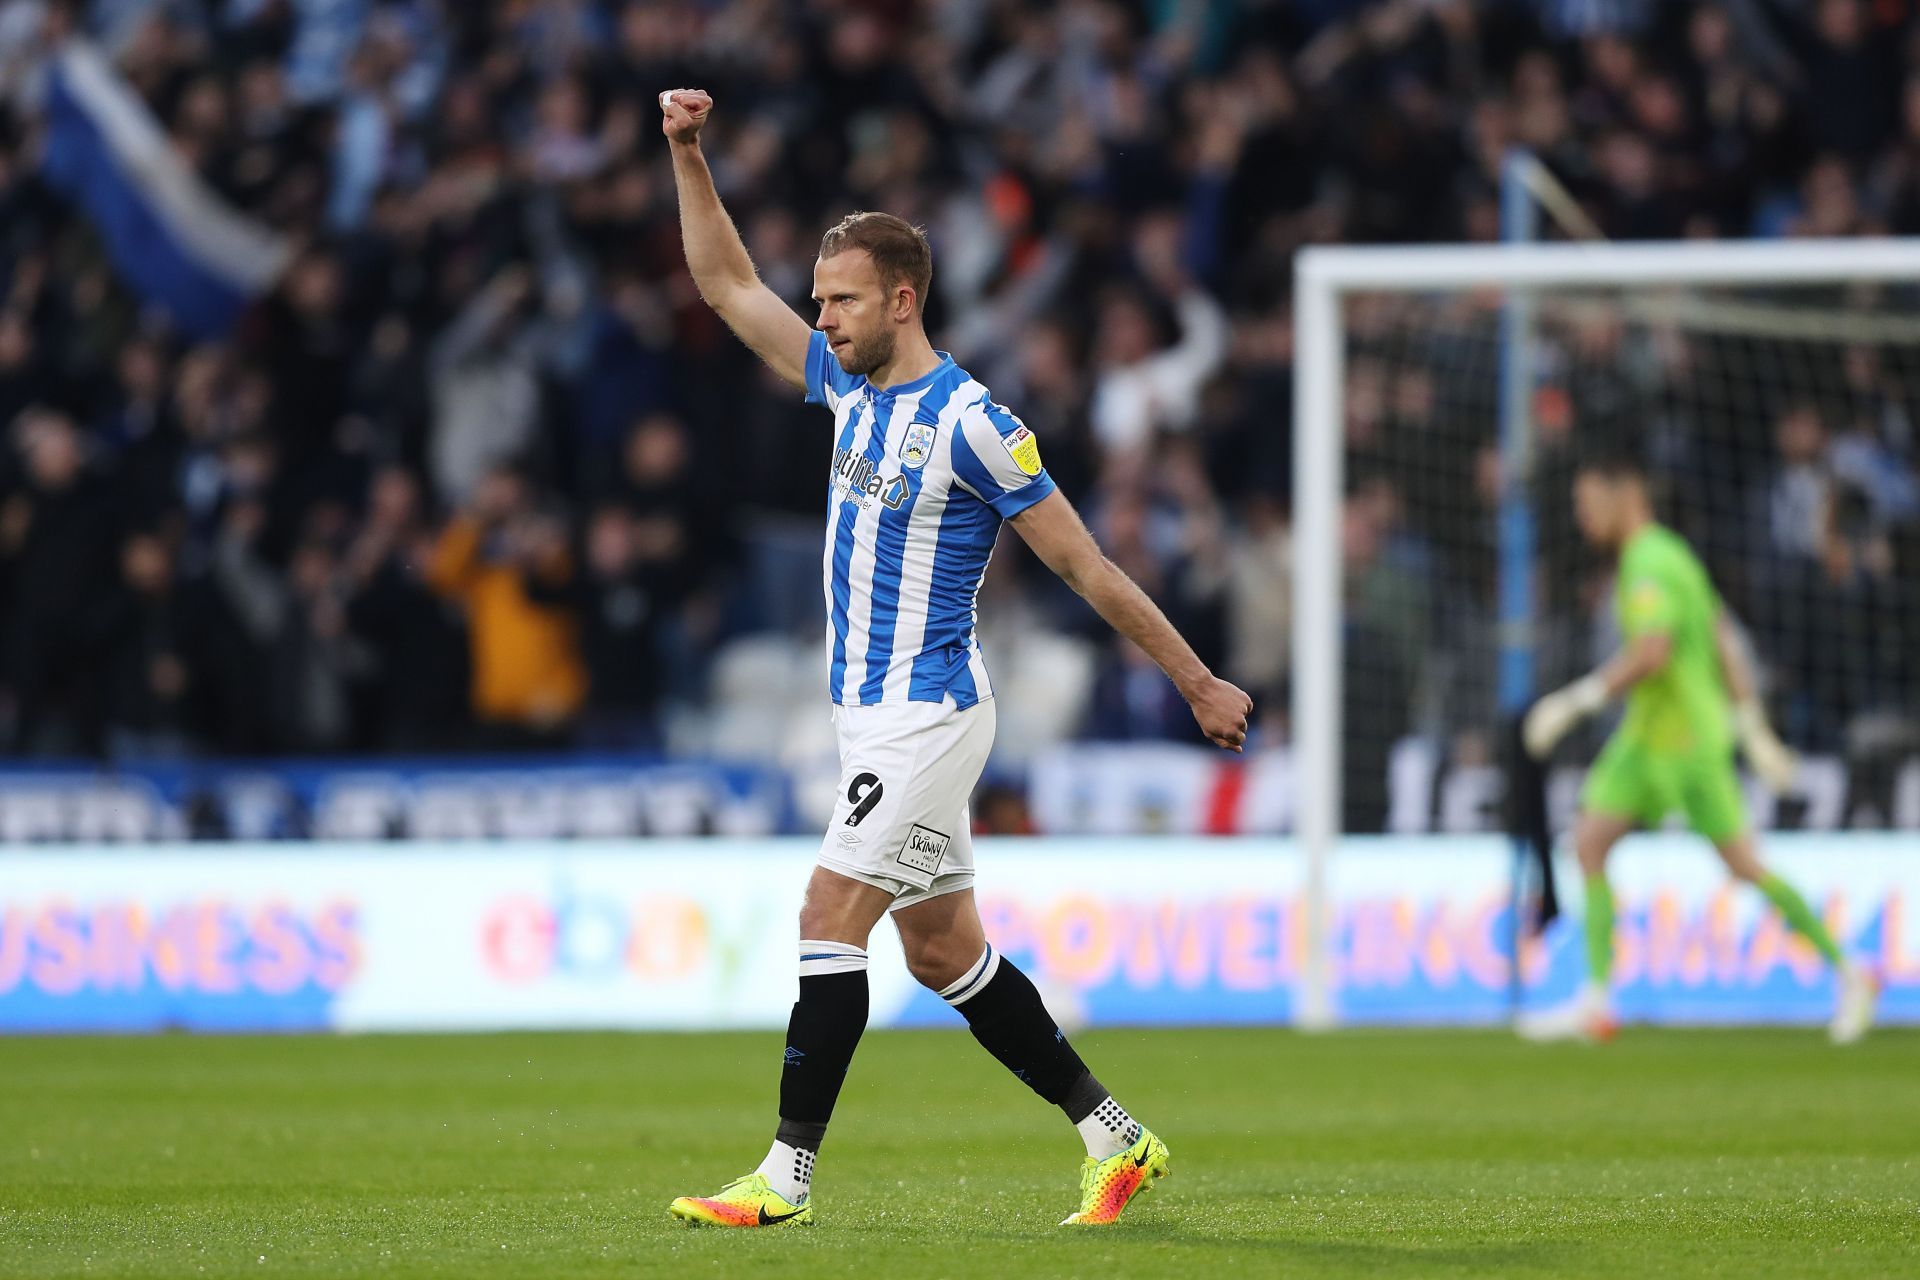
left=806, top=329, right=1056, bottom=708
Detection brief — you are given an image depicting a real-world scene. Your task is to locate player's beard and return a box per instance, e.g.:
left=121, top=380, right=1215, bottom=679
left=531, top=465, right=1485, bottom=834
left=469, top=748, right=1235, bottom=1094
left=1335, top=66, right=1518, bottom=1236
left=835, top=326, right=896, bottom=378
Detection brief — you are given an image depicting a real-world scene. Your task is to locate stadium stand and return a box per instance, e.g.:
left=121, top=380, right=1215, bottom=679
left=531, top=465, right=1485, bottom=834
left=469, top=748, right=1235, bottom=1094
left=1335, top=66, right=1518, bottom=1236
left=0, top=0, right=1916, bottom=835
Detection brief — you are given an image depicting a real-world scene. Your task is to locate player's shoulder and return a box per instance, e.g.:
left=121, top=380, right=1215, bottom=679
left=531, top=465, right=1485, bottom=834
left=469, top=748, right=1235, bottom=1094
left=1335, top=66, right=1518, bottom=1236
left=1628, top=524, right=1699, bottom=571
left=947, top=368, right=1028, bottom=439
left=941, top=366, right=1048, bottom=488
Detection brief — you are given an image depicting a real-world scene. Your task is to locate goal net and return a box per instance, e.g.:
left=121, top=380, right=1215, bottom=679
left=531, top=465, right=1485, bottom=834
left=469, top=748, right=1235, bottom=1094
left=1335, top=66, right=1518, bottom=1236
left=1290, top=239, right=1920, bottom=1021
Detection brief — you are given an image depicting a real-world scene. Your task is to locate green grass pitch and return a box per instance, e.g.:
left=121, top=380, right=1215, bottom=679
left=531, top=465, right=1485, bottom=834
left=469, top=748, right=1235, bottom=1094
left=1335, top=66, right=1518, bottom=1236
left=2, top=1027, right=1914, bottom=1277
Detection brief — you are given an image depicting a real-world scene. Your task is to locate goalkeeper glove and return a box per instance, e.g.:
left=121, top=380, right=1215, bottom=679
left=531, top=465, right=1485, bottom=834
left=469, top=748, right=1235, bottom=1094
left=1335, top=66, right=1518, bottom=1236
left=1523, top=674, right=1608, bottom=760
left=1734, top=699, right=1797, bottom=791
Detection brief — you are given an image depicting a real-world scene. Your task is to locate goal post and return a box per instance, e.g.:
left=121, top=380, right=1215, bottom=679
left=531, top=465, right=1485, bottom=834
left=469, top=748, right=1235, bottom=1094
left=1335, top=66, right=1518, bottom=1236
left=1290, top=236, right=1920, bottom=1029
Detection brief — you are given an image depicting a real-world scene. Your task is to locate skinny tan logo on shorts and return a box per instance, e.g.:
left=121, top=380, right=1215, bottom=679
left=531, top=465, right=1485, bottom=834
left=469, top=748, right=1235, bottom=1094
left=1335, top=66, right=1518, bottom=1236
left=896, top=824, right=950, bottom=875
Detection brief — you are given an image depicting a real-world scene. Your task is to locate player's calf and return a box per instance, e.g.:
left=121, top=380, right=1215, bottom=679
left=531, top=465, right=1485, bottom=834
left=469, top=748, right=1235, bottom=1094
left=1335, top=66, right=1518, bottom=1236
left=666, top=939, right=868, bottom=1225
left=935, top=943, right=1170, bottom=1222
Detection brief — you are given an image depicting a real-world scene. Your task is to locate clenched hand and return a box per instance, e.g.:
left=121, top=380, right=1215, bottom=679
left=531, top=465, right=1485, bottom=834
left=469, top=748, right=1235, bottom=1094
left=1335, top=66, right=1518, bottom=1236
left=658, top=88, right=712, bottom=146
left=1186, top=675, right=1255, bottom=752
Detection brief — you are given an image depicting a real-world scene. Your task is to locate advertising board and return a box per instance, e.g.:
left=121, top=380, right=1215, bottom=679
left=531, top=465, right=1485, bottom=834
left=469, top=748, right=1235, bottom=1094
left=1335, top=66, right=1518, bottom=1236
left=3, top=837, right=1913, bottom=1032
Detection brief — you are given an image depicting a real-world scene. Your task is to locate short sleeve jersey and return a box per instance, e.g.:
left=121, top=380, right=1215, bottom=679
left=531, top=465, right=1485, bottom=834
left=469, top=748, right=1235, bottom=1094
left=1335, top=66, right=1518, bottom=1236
left=1614, top=524, right=1730, bottom=755
left=805, top=329, right=1056, bottom=708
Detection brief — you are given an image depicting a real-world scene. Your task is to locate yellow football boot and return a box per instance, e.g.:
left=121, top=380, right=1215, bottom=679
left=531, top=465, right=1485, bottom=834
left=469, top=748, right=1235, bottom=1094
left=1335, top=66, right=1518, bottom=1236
left=668, top=1173, right=813, bottom=1228
left=1059, top=1126, right=1171, bottom=1226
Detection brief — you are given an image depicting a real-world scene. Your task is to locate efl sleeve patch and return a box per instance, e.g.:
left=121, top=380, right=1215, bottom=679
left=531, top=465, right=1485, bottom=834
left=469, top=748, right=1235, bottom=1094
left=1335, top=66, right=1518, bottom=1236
left=1623, top=578, right=1674, bottom=633
left=1002, top=425, right=1042, bottom=476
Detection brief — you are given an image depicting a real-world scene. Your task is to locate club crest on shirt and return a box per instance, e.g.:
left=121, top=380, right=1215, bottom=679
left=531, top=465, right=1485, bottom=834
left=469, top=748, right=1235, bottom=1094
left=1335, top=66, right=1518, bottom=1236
left=1001, top=425, right=1042, bottom=476
left=901, top=421, right=937, bottom=469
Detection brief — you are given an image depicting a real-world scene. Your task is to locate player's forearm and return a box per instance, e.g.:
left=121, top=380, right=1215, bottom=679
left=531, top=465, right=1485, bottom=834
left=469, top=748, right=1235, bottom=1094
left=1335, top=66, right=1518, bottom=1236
left=1714, top=614, right=1756, bottom=705
left=1719, top=617, right=1794, bottom=785
left=1073, top=557, right=1211, bottom=696
left=1594, top=633, right=1670, bottom=698
left=1592, top=650, right=1641, bottom=700
left=668, top=141, right=758, bottom=310
left=1526, top=634, right=1666, bottom=759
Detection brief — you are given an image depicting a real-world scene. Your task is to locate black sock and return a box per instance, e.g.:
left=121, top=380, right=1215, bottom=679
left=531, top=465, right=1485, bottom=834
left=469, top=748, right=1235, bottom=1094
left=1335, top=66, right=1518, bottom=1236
left=944, top=949, right=1094, bottom=1113
left=1060, top=1071, right=1111, bottom=1125
left=778, top=967, right=869, bottom=1130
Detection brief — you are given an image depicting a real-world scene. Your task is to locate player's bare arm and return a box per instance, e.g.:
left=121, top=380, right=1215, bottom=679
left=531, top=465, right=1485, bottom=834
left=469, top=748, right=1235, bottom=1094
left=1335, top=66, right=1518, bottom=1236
left=1712, top=610, right=1756, bottom=704
left=1597, top=632, right=1672, bottom=695
left=660, top=89, right=812, bottom=390
left=1714, top=610, right=1796, bottom=788
left=1009, top=490, right=1252, bottom=751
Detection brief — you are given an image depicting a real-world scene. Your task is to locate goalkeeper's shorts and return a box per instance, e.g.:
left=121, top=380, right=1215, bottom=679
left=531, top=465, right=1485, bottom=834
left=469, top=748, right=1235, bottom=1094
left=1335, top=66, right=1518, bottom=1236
left=1581, top=734, right=1747, bottom=843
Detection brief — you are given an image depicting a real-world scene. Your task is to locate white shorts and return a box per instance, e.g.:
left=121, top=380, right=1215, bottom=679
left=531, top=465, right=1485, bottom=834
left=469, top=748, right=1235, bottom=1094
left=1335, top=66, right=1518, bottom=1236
left=815, top=696, right=996, bottom=911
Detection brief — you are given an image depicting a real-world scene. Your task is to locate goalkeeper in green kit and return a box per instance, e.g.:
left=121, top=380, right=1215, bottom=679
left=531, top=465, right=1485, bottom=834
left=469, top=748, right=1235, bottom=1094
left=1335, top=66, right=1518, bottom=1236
left=1518, top=452, right=1878, bottom=1044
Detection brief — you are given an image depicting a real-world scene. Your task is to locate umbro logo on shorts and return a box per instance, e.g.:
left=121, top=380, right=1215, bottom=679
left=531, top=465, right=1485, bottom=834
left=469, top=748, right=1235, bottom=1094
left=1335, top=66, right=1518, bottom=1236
left=844, top=772, right=885, bottom=826
left=896, top=824, right=950, bottom=875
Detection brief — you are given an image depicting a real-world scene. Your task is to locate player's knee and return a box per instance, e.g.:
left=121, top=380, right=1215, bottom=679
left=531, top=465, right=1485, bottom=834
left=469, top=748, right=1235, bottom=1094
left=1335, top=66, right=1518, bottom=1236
left=796, top=868, right=888, bottom=944
left=1709, top=829, right=1764, bottom=882
left=901, top=936, right=975, bottom=991
left=797, top=899, right=863, bottom=943
left=796, top=896, right=827, bottom=937
left=1572, top=814, right=1623, bottom=877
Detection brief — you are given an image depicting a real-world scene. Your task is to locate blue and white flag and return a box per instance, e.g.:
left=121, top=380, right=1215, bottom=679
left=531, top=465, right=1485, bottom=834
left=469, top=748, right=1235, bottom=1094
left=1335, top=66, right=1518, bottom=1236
left=41, top=41, right=290, bottom=339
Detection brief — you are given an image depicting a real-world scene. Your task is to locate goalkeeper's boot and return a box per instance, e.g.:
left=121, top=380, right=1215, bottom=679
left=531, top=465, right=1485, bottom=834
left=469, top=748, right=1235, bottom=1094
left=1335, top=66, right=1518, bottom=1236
left=1516, top=985, right=1618, bottom=1044
left=1059, top=1125, right=1171, bottom=1226
left=1830, top=965, right=1879, bottom=1045
left=668, top=1173, right=812, bottom=1228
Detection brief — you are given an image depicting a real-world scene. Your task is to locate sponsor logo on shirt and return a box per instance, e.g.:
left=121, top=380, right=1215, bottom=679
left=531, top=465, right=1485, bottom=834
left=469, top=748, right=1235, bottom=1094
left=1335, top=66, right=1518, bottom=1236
left=830, top=445, right=908, bottom=510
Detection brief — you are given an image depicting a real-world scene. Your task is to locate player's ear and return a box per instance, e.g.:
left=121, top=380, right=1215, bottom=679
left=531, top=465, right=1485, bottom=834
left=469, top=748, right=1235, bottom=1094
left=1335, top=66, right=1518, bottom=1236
left=895, top=284, right=916, bottom=323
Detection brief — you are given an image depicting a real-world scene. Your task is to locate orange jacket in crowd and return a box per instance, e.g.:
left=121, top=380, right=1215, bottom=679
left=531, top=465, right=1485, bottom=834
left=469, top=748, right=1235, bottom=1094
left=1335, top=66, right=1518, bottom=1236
left=425, top=517, right=587, bottom=728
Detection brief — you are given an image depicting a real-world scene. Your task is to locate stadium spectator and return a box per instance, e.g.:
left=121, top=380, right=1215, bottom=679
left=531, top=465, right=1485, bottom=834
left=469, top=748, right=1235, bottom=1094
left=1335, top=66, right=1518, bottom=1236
left=1759, top=403, right=1830, bottom=562
left=1798, top=0, right=1891, bottom=164
left=95, top=527, right=198, bottom=760
left=1, top=408, right=118, bottom=753
left=263, top=536, right=365, bottom=754
left=1088, top=249, right=1229, bottom=456
left=1829, top=347, right=1920, bottom=529
left=558, top=503, right=665, bottom=750
left=1218, top=489, right=1292, bottom=717
left=429, top=265, right=550, bottom=507
left=425, top=465, right=586, bottom=748
left=343, top=464, right=472, bottom=753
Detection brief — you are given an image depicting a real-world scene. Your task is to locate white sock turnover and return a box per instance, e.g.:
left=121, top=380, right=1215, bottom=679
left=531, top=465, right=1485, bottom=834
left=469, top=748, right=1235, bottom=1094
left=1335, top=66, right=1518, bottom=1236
left=1074, top=1095, right=1140, bottom=1160
left=753, top=1138, right=815, bottom=1204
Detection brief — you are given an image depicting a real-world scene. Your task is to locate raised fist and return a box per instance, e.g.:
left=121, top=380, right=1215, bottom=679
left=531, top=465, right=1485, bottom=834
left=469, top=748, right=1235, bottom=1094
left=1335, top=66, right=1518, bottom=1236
left=658, top=88, right=712, bottom=146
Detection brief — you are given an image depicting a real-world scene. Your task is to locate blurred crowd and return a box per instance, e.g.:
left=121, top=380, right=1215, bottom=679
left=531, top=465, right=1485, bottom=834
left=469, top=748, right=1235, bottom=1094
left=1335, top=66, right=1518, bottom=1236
left=0, top=0, right=1918, bottom=782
